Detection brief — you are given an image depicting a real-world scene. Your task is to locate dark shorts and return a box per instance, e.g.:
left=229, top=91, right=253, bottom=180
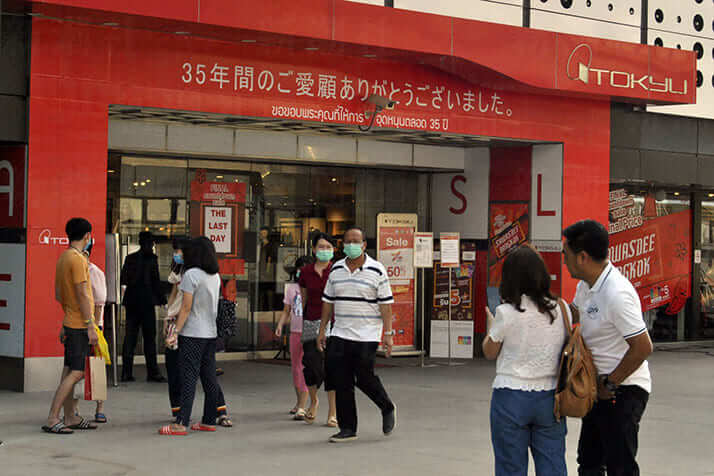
left=63, top=326, right=90, bottom=371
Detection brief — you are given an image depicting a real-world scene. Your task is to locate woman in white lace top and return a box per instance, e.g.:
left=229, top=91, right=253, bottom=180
left=482, top=245, right=569, bottom=476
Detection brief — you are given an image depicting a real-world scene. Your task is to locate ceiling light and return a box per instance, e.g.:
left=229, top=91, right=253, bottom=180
left=216, top=175, right=224, bottom=179
left=267, top=202, right=272, bottom=206
left=107, top=169, right=115, bottom=173
left=674, top=192, right=680, bottom=196
left=261, top=171, right=271, bottom=178
left=140, top=181, right=146, bottom=186
left=709, top=193, right=714, bottom=198
left=241, top=39, right=257, bottom=43
left=330, top=177, right=338, bottom=182
left=145, top=179, right=151, bottom=183
left=133, top=182, right=139, bottom=187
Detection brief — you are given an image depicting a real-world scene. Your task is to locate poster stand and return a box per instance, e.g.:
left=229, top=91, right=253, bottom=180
left=414, top=232, right=433, bottom=367
left=432, top=232, right=465, bottom=367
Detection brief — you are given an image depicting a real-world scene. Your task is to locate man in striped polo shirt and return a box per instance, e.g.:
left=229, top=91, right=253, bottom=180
left=318, top=225, right=397, bottom=443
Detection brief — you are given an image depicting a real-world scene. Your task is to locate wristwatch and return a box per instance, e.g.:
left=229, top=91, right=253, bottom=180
left=384, top=330, right=396, bottom=336
left=603, top=375, right=618, bottom=392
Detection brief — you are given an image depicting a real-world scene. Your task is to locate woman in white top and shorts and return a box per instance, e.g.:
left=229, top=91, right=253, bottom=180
left=483, top=245, right=569, bottom=476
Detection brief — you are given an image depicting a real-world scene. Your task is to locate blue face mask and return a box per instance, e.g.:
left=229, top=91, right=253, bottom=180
left=315, top=249, right=334, bottom=262
left=296, top=269, right=301, bottom=279
left=173, top=253, right=183, bottom=265
left=344, top=243, right=363, bottom=260
left=83, top=237, right=94, bottom=253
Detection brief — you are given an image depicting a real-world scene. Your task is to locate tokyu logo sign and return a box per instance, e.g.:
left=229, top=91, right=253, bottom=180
left=39, top=229, right=69, bottom=246
left=567, top=43, right=688, bottom=95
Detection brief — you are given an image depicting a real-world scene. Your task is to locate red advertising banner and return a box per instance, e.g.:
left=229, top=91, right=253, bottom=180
left=190, top=175, right=247, bottom=275
left=488, top=203, right=529, bottom=287
left=377, top=214, right=417, bottom=349
left=609, top=209, right=692, bottom=313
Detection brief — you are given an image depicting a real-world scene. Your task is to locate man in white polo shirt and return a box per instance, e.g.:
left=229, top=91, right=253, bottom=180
left=562, top=220, right=653, bottom=476
left=318, top=225, right=397, bottom=443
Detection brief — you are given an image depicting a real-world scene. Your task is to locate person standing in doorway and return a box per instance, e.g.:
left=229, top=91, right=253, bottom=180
left=121, top=231, right=167, bottom=382
left=562, top=220, right=653, bottom=476
left=299, top=233, right=338, bottom=427
left=43, top=217, right=99, bottom=434
left=258, top=226, right=278, bottom=311
left=318, top=226, right=396, bottom=442
left=275, top=255, right=311, bottom=420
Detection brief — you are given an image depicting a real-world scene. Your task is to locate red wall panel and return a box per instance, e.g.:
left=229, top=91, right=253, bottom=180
left=489, top=147, right=532, bottom=203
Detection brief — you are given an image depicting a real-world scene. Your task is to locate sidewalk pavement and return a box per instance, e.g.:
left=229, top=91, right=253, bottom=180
left=1, top=348, right=713, bottom=476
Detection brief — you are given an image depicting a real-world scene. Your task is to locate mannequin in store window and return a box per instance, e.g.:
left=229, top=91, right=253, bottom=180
left=120, top=231, right=167, bottom=382
left=258, top=226, right=278, bottom=310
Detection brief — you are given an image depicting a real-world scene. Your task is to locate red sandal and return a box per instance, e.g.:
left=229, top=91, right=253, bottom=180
left=191, top=423, right=216, bottom=432
left=158, top=425, right=187, bottom=436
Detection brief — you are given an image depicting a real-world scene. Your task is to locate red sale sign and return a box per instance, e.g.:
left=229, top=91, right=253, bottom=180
left=609, top=210, right=691, bottom=313
left=377, top=214, right=417, bottom=350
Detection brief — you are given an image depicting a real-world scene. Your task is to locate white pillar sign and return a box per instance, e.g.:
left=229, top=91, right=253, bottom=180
left=205, top=206, right=232, bottom=253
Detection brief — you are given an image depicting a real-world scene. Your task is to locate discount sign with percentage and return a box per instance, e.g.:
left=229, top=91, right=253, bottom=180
left=377, top=214, right=417, bottom=349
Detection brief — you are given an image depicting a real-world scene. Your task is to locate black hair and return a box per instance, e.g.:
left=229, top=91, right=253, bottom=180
left=65, top=217, right=92, bottom=242
left=260, top=226, right=270, bottom=232
left=343, top=225, right=365, bottom=242
left=562, top=220, right=609, bottom=261
left=499, top=245, right=557, bottom=322
left=139, top=231, right=154, bottom=245
left=291, top=255, right=312, bottom=282
left=311, top=232, right=335, bottom=248
left=184, top=236, right=220, bottom=275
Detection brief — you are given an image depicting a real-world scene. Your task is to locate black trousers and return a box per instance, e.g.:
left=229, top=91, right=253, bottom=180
left=578, top=385, right=649, bottom=476
left=122, top=305, right=159, bottom=377
left=328, top=336, right=394, bottom=433
left=176, top=336, right=223, bottom=426
left=302, top=340, right=325, bottom=388
left=166, top=346, right=228, bottom=419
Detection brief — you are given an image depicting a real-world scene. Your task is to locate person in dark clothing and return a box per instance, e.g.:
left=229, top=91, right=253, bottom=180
left=121, top=231, right=167, bottom=382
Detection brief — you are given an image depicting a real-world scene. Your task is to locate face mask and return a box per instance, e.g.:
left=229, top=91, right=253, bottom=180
left=83, top=237, right=94, bottom=253
left=344, top=243, right=363, bottom=260
left=316, top=249, right=334, bottom=262
left=173, top=253, right=183, bottom=265
left=296, top=269, right=301, bottom=279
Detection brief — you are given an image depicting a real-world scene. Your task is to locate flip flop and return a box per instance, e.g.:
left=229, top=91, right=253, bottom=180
left=158, top=425, right=187, bottom=436
left=217, top=415, right=233, bottom=428
left=326, top=416, right=338, bottom=428
left=42, top=422, right=74, bottom=435
left=289, top=407, right=298, bottom=415
left=94, top=413, right=108, bottom=423
left=190, top=423, right=216, bottom=432
left=293, top=409, right=306, bottom=421
left=67, top=417, right=97, bottom=430
left=304, top=410, right=317, bottom=425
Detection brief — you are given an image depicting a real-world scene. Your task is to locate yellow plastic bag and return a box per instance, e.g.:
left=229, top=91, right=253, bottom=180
left=93, top=324, right=111, bottom=365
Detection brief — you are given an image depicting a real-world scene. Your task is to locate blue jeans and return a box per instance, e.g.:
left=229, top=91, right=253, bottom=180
left=490, top=388, right=567, bottom=476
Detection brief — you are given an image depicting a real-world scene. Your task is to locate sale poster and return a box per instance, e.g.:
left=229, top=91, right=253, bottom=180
left=204, top=207, right=232, bottom=253
left=608, top=190, right=691, bottom=313
left=488, top=203, right=529, bottom=287
left=377, top=214, right=418, bottom=350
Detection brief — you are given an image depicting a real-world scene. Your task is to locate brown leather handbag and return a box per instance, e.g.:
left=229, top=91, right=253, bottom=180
left=554, top=300, right=598, bottom=421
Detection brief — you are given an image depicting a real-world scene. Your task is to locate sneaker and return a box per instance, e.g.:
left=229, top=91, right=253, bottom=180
left=329, top=430, right=358, bottom=443
left=382, top=405, right=396, bottom=435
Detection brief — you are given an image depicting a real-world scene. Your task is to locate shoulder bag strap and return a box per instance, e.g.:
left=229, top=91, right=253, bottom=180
left=557, top=299, right=573, bottom=337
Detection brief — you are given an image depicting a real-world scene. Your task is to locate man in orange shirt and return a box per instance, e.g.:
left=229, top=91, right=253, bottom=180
left=43, top=218, right=99, bottom=434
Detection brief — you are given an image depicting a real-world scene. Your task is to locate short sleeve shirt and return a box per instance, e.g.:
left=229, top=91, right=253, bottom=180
left=298, top=262, right=332, bottom=321
left=322, top=255, right=394, bottom=342
left=573, top=262, right=651, bottom=393
left=283, top=283, right=303, bottom=333
left=56, top=248, right=94, bottom=329
left=179, top=268, right=221, bottom=338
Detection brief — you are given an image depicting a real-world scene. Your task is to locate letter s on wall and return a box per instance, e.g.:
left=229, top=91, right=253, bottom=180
left=449, top=175, right=467, bottom=215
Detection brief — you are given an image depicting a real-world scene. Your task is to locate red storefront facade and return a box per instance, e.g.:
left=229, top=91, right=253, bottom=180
left=0, top=0, right=695, bottom=390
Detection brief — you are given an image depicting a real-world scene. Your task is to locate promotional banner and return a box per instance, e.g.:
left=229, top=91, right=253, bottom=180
left=430, top=241, right=476, bottom=359
left=190, top=173, right=247, bottom=275
left=608, top=190, right=691, bottom=313
left=377, top=214, right=417, bottom=349
left=488, top=203, right=529, bottom=287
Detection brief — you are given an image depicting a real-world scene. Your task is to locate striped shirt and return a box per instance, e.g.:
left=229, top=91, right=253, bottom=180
left=322, top=254, right=394, bottom=342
